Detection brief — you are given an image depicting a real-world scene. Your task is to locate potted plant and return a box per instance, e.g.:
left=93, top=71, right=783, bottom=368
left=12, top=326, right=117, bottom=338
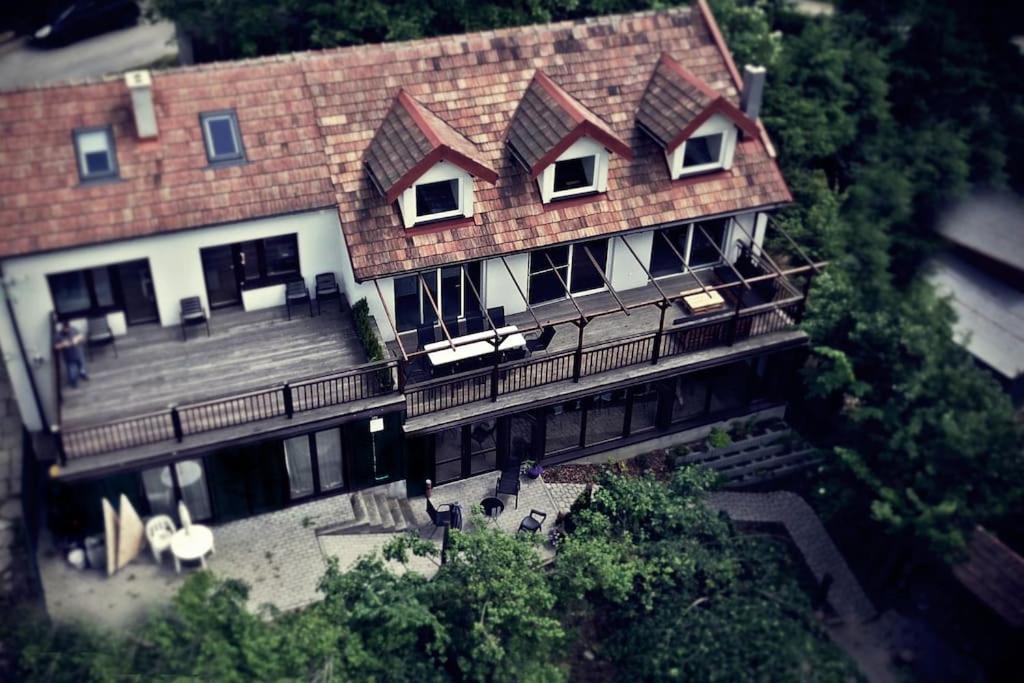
left=521, top=459, right=544, bottom=479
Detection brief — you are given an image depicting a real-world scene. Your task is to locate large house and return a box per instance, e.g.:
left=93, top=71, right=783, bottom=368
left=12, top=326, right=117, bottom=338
left=0, top=2, right=819, bottom=539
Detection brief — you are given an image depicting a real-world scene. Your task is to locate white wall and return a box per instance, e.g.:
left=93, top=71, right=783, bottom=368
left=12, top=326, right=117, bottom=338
left=0, top=208, right=346, bottom=431
left=609, top=232, right=653, bottom=292
left=484, top=253, right=529, bottom=316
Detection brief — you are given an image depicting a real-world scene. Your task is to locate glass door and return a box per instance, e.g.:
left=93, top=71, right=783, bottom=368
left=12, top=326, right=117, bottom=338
left=200, top=245, right=241, bottom=308
left=115, top=259, right=159, bottom=324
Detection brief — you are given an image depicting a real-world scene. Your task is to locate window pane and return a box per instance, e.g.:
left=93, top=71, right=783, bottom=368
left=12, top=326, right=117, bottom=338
left=435, top=428, right=462, bottom=484
left=509, top=415, right=534, bottom=461
left=415, top=179, right=459, bottom=216
left=462, top=261, right=483, bottom=315
left=672, top=373, right=710, bottom=424
left=585, top=391, right=627, bottom=445
left=263, top=235, right=299, bottom=277
left=394, top=275, right=420, bottom=331
left=630, top=384, right=659, bottom=434
left=440, top=266, right=462, bottom=319
left=421, top=271, right=438, bottom=324
left=315, top=429, right=345, bottom=491
left=49, top=271, right=91, bottom=315
left=683, top=133, right=723, bottom=168
left=649, top=226, right=689, bottom=277
left=530, top=245, right=570, bottom=274
left=529, top=270, right=565, bottom=305
left=284, top=435, right=315, bottom=499
left=84, top=151, right=111, bottom=175
left=239, top=242, right=261, bottom=282
left=545, top=400, right=583, bottom=455
left=176, top=460, right=212, bottom=521
left=90, top=267, right=115, bottom=307
left=141, top=466, right=176, bottom=517
left=207, top=117, right=239, bottom=158
left=76, top=130, right=114, bottom=178
left=569, top=239, right=608, bottom=293
left=468, top=419, right=497, bottom=475
left=553, top=156, right=596, bottom=192
left=688, top=219, right=727, bottom=268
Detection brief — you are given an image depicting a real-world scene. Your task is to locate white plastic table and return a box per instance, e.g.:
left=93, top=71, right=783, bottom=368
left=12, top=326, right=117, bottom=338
left=170, top=525, right=215, bottom=573
left=426, top=326, right=527, bottom=367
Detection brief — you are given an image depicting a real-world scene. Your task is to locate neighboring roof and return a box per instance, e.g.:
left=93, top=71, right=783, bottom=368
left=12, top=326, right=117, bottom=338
left=364, top=90, right=498, bottom=203
left=936, top=194, right=1024, bottom=273
left=927, top=252, right=1024, bottom=380
left=953, top=526, right=1024, bottom=628
left=506, top=70, right=634, bottom=178
left=637, top=52, right=759, bottom=151
left=0, top=1, right=791, bottom=280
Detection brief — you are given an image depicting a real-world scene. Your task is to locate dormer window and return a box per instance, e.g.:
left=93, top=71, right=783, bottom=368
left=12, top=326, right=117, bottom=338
left=200, top=110, right=245, bottom=165
left=415, top=178, right=461, bottom=219
left=682, top=133, right=723, bottom=170
left=507, top=71, right=632, bottom=205
left=672, top=115, right=737, bottom=178
left=73, top=126, right=118, bottom=182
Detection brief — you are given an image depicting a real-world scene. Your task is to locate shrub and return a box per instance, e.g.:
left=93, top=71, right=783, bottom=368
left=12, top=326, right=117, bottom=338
left=707, top=427, right=732, bottom=449
left=352, top=298, right=394, bottom=390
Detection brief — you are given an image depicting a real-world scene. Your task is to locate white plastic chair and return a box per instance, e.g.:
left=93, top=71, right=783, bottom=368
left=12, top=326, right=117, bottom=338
left=146, top=515, right=176, bottom=564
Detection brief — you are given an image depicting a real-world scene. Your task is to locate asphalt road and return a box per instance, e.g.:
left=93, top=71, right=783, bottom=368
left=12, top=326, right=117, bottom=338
left=0, top=20, right=177, bottom=91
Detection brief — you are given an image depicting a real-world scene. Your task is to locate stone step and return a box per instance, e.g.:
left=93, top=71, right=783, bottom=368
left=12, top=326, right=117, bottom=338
left=388, top=498, right=408, bottom=532
left=400, top=497, right=432, bottom=528
left=359, top=492, right=382, bottom=528
left=373, top=493, right=397, bottom=531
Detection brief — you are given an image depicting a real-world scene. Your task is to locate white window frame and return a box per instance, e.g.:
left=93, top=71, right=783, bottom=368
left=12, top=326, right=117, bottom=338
left=73, top=126, right=118, bottom=182
left=550, top=155, right=599, bottom=199
left=400, top=161, right=474, bottom=229
left=538, top=137, right=610, bottom=203
left=668, top=114, right=737, bottom=180
left=394, top=262, right=485, bottom=331
left=649, top=220, right=733, bottom=280
left=528, top=239, right=611, bottom=305
left=413, top=177, right=464, bottom=222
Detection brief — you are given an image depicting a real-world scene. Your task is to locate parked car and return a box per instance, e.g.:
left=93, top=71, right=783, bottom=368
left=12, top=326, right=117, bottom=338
left=33, top=0, right=140, bottom=46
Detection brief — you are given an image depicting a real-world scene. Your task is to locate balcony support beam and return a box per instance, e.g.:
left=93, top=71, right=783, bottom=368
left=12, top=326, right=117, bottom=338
left=372, top=279, right=409, bottom=361
left=418, top=272, right=455, bottom=349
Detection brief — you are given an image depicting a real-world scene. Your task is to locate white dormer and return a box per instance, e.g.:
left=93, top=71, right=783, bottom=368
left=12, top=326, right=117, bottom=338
left=398, top=161, right=475, bottom=228
left=667, top=114, right=738, bottom=180
left=538, top=137, right=610, bottom=203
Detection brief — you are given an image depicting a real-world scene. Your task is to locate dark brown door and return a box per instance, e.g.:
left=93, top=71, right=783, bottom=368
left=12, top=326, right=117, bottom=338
left=115, top=260, right=158, bottom=324
left=201, top=245, right=241, bottom=308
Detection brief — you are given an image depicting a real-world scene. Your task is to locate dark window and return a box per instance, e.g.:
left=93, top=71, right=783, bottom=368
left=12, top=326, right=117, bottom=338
left=544, top=400, right=584, bottom=455
left=263, top=235, right=299, bottom=277
left=239, top=242, right=261, bottom=282
left=585, top=390, right=628, bottom=446
left=569, top=239, right=608, bottom=293
left=234, top=234, right=300, bottom=288
left=48, top=259, right=155, bottom=321
left=553, top=155, right=596, bottom=193
left=649, top=225, right=690, bottom=277
left=415, top=179, right=460, bottom=217
left=394, top=263, right=483, bottom=331
left=200, top=111, right=244, bottom=164
left=394, top=275, right=420, bottom=332
left=440, top=266, right=462, bottom=319
left=682, top=133, right=723, bottom=169
left=462, top=261, right=483, bottom=315
left=73, top=127, right=118, bottom=181
left=688, top=219, right=728, bottom=268
left=529, top=246, right=570, bottom=305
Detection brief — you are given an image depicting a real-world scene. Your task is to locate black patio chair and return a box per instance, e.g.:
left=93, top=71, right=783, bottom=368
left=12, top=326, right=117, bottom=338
left=286, top=280, right=313, bottom=320
left=518, top=509, right=547, bottom=534
left=86, top=316, right=117, bottom=358
left=464, top=311, right=484, bottom=334
left=426, top=499, right=463, bottom=538
left=486, top=306, right=506, bottom=328
left=495, top=469, right=521, bottom=509
left=417, top=324, right=436, bottom=349
left=179, top=297, right=210, bottom=341
left=442, top=316, right=461, bottom=339
left=314, top=272, right=342, bottom=315
left=526, top=325, right=556, bottom=353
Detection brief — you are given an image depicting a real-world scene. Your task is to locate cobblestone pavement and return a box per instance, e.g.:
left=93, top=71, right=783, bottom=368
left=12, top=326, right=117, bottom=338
left=546, top=483, right=589, bottom=515
left=431, top=471, right=559, bottom=534
left=707, top=491, right=877, bottom=623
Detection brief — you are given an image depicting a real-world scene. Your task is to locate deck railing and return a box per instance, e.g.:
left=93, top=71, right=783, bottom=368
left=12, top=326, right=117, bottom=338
left=57, top=291, right=808, bottom=459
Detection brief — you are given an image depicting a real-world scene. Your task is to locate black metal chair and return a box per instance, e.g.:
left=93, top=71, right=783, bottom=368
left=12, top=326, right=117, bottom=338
left=442, top=316, right=461, bottom=339
left=518, top=509, right=547, bottom=534
left=526, top=325, right=556, bottom=353
left=464, top=311, right=484, bottom=334
left=487, top=306, right=506, bottom=328
left=417, top=324, right=436, bottom=349
left=286, top=280, right=313, bottom=320
left=314, top=272, right=342, bottom=315
left=495, top=469, right=521, bottom=509
left=426, top=499, right=463, bottom=538
left=179, top=297, right=210, bottom=341
left=86, top=316, right=117, bottom=358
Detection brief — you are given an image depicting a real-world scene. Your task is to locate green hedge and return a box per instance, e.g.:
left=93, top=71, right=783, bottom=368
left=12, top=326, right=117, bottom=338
left=352, top=298, right=394, bottom=390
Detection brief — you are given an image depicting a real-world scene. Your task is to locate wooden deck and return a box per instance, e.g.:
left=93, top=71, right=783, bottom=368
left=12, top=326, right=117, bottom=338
left=61, top=305, right=368, bottom=428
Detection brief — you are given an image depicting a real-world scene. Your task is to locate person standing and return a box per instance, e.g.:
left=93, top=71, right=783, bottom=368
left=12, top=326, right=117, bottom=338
left=54, top=321, right=89, bottom=388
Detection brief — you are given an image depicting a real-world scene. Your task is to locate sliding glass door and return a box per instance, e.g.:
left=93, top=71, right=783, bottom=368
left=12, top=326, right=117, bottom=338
left=393, top=262, right=483, bottom=331
left=283, top=428, right=347, bottom=501
left=528, top=239, right=609, bottom=305
left=648, top=218, right=730, bottom=277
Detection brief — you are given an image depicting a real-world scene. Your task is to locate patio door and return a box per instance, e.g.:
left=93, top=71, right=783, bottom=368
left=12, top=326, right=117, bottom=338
left=282, top=428, right=347, bottom=501
left=115, top=260, right=159, bottom=324
left=200, top=245, right=241, bottom=308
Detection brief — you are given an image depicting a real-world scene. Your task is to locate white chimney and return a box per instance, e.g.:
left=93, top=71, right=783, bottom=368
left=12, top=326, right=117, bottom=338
left=740, top=65, right=766, bottom=122
left=125, top=70, right=158, bottom=139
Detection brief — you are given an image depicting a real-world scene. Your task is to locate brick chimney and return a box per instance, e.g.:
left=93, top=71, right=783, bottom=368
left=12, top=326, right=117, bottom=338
left=740, top=65, right=766, bottom=122
left=125, top=70, right=158, bottom=139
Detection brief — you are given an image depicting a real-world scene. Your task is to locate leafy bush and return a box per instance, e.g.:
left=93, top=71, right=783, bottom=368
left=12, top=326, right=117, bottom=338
left=707, top=426, right=732, bottom=449
left=352, top=298, right=394, bottom=390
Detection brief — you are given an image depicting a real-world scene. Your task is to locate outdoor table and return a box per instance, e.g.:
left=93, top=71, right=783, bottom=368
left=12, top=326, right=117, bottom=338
left=680, top=289, right=726, bottom=314
left=480, top=496, right=505, bottom=519
left=170, top=525, right=214, bottom=573
left=426, top=326, right=527, bottom=368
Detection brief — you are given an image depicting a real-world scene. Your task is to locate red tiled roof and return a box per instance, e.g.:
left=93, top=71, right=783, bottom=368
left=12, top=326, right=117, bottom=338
left=637, top=52, right=759, bottom=151
left=365, top=90, right=497, bottom=202
left=507, top=70, right=634, bottom=178
left=953, top=526, right=1024, bottom=627
left=0, top=1, right=791, bottom=281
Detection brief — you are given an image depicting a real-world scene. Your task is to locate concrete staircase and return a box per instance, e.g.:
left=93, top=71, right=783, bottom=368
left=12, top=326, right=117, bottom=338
left=317, top=488, right=431, bottom=536
left=680, top=423, right=822, bottom=486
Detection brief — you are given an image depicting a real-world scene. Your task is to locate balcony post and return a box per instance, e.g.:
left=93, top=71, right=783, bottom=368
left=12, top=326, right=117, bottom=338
left=572, top=318, right=586, bottom=382
left=397, top=359, right=407, bottom=393
left=169, top=404, right=183, bottom=442
left=283, top=382, right=294, bottom=418
left=652, top=301, right=668, bottom=365
left=490, top=339, right=501, bottom=402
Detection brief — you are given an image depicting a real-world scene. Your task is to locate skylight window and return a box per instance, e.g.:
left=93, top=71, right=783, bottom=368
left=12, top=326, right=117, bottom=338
left=552, top=155, right=597, bottom=196
left=200, top=111, right=245, bottom=164
left=73, top=127, right=118, bottom=182
left=414, top=178, right=461, bottom=219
